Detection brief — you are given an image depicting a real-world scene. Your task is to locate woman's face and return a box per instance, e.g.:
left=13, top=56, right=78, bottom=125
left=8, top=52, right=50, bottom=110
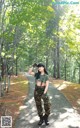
left=38, top=66, right=44, bottom=72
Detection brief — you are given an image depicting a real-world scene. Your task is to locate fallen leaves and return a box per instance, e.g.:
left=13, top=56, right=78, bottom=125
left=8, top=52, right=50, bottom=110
left=0, top=74, right=29, bottom=128
left=51, top=79, right=80, bottom=114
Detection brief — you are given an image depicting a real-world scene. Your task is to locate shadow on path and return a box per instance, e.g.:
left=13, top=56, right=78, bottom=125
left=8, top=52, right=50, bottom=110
left=15, top=73, right=80, bottom=128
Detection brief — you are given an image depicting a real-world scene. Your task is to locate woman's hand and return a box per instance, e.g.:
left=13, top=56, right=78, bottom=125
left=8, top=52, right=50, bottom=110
left=43, top=80, right=49, bottom=94
left=42, top=93, right=47, bottom=98
left=33, top=63, right=37, bottom=67
left=43, top=91, right=47, bottom=94
left=28, top=67, right=35, bottom=75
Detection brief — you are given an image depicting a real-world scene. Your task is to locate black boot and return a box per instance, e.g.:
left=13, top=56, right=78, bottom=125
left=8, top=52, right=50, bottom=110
left=38, top=115, right=43, bottom=125
left=44, top=114, right=49, bottom=125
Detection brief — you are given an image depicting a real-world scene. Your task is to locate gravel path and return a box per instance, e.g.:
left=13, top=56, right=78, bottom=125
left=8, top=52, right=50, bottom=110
left=15, top=73, right=80, bottom=128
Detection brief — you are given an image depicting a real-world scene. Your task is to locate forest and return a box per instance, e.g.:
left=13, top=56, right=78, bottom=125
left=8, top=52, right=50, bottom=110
left=0, top=0, right=80, bottom=85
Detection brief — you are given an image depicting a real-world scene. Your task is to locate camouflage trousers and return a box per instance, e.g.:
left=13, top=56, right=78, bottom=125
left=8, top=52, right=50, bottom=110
left=34, top=86, right=51, bottom=116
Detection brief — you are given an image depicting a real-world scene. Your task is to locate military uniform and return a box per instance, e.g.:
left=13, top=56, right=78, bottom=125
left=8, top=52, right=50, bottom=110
left=34, top=73, right=51, bottom=117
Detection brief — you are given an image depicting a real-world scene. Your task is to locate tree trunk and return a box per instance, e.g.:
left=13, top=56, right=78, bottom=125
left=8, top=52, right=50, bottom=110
left=0, top=0, right=7, bottom=78
left=1, top=57, right=4, bottom=78
left=45, top=57, right=48, bottom=70
left=64, top=59, right=67, bottom=80
left=56, top=41, right=60, bottom=78
left=15, top=58, right=18, bottom=76
left=53, top=48, right=57, bottom=78
left=56, top=25, right=60, bottom=79
left=79, top=65, right=80, bottom=84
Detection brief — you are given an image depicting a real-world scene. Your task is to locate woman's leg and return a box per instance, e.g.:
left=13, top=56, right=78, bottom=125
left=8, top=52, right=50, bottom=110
left=34, top=90, right=44, bottom=125
left=34, top=91, right=43, bottom=116
left=42, top=94, right=51, bottom=125
left=42, top=94, right=50, bottom=116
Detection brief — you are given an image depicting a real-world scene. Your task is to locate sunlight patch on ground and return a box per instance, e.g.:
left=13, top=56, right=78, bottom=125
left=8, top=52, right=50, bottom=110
left=19, top=106, right=27, bottom=110
left=21, top=96, right=26, bottom=99
left=11, top=81, right=28, bottom=85
left=58, top=83, right=69, bottom=90
left=53, top=108, right=80, bottom=128
left=54, top=84, right=60, bottom=87
left=25, top=113, right=29, bottom=117
left=49, top=96, right=53, bottom=99
left=29, top=81, right=35, bottom=84
left=54, top=95, right=61, bottom=98
left=63, top=81, right=72, bottom=84
left=74, top=87, right=78, bottom=89
left=15, top=112, right=20, bottom=115
left=31, top=107, right=36, bottom=112
left=77, top=99, right=80, bottom=105
left=65, top=108, right=74, bottom=113
left=56, top=80, right=80, bottom=90
left=28, top=97, right=34, bottom=104
left=29, top=116, right=39, bottom=123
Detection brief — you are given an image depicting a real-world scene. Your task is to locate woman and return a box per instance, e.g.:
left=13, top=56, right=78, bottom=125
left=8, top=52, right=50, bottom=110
left=28, top=63, right=50, bottom=126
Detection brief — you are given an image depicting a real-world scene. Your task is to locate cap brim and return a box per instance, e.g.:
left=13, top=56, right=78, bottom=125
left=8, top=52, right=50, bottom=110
left=37, top=63, right=45, bottom=67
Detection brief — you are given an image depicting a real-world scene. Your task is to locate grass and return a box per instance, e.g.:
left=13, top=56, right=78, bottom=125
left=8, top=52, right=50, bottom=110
left=0, top=74, right=29, bottom=128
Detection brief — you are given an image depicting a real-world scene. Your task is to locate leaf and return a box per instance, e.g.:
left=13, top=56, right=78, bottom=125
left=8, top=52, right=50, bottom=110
left=47, top=6, right=54, bottom=12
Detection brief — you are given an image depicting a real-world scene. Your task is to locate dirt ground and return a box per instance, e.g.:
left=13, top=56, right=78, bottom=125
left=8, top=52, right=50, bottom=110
left=50, top=78, right=80, bottom=114
left=0, top=74, right=29, bottom=127
left=0, top=75, right=80, bottom=128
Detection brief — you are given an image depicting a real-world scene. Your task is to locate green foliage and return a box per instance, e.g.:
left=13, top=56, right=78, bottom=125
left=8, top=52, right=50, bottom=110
left=0, top=0, right=80, bottom=83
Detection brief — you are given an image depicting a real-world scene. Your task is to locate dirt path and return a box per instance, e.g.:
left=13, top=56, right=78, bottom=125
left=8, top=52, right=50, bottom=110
left=15, top=73, right=80, bottom=128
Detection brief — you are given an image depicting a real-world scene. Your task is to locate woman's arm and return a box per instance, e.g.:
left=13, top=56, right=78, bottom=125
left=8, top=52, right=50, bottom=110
left=28, top=67, right=35, bottom=76
left=28, top=63, right=37, bottom=76
left=44, top=80, right=49, bottom=94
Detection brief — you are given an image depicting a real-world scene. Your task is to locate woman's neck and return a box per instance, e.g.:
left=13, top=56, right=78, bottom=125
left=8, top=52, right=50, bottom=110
left=41, top=71, right=45, bottom=75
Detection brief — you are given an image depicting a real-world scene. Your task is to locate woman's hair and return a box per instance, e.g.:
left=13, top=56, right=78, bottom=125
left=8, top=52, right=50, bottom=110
left=35, top=70, right=41, bottom=79
left=35, top=63, right=48, bottom=79
left=37, top=63, right=48, bottom=75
